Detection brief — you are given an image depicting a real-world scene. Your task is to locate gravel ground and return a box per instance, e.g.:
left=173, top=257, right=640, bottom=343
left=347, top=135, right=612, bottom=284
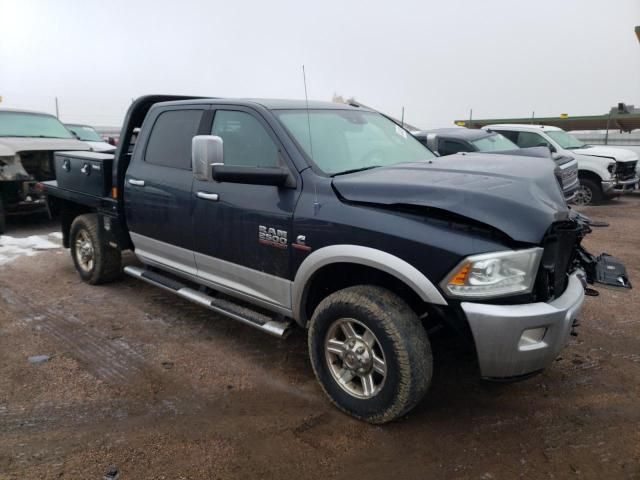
left=0, top=197, right=639, bottom=479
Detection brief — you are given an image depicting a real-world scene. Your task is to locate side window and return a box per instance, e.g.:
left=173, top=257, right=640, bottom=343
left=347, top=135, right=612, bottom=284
left=439, top=139, right=472, bottom=156
left=212, top=110, right=279, bottom=168
left=413, top=135, right=428, bottom=148
left=496, top=130, right=518, bottom=143
left=145, top=109, right=203, bottom=169
left=516, top=132, right=549, bottom=149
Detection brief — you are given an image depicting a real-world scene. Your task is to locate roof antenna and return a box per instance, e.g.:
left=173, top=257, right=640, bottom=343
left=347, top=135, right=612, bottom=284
left=302, top=65, right=320, bottom=214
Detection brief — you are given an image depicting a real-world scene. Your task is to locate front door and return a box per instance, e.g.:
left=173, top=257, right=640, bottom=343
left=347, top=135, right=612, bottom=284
left=192, top=107, right=300, bottom=309
left=125, top=106, right=206, bottom=275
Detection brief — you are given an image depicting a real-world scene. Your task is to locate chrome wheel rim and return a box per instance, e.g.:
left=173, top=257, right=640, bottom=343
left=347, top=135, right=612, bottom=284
left=324, top=318, right=387, bottom=399
left=74, top=230, right=95, bottom=272
left=573, top=185, right=593, bottom=206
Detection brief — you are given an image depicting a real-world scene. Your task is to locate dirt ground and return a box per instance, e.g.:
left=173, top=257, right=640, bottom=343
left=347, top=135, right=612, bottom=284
left=1, top=198, right=639, bottom=480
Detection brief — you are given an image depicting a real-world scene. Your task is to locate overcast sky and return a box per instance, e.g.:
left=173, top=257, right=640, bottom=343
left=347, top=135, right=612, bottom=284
left=1, top=0, right=639, bottom=128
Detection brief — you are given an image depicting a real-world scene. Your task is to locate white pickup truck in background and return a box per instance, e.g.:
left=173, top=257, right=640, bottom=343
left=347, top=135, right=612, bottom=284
left=485, top=124, right=639, bottom=205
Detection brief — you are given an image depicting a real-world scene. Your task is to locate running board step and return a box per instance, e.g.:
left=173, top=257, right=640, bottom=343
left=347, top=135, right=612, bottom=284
left=124, top=265, right=292, bottom=337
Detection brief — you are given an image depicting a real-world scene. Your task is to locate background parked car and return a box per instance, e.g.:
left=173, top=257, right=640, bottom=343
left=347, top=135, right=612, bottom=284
left=65, top=123, right=116, bottom=153
left=484, top=124, right=639, bottom=205
left=0, top=109, right=90, bottom=233
left=412, top=127, right=579, bottom=202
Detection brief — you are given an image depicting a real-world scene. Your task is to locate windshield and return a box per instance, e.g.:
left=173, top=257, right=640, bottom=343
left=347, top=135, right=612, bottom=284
left=0, top=111, right=74, bottom=139
left=546, top=130, right=585, bottom=149
left=66, top=124, right=103, bottom=142
left=275, top=109, right=434, bottom=175
left=471, top=133, right=517, bottom=152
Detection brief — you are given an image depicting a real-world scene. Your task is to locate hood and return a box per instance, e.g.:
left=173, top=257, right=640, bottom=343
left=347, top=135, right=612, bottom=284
left=577, top=145, right=639, bottom=163
left=332, top=154, right=569, bottom=244
left=0, top=137, right=90, bottom=156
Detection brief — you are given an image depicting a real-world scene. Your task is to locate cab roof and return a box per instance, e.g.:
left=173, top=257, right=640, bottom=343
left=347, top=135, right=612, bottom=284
left=414, top=127, right=495, bottom=141
left=157, top=97, right=370, bottom=111
left=484, top=124, right=564, bottom=132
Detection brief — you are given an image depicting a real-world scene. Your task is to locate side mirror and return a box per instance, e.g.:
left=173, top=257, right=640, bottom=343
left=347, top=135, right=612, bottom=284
left=192, top=135, right=223, bottom=181
left=212, top=165, right=293, bottom=187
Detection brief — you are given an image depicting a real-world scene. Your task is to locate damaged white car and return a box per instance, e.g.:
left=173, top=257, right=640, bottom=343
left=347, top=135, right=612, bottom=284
left=0, top=109, right=90, bottom=232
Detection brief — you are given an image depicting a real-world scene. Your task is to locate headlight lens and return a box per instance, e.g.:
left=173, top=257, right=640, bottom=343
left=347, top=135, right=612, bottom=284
left=441, top=248, right=543, bottom=299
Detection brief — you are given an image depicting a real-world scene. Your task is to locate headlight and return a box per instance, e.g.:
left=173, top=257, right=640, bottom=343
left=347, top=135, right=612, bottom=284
left=607, top=162, right=616, bottom=174
left=440, top=247, right=543, bottom=299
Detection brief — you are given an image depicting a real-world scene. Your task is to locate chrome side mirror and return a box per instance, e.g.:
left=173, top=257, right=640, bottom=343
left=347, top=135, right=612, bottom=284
left=192, top=135, right=223, bottom=181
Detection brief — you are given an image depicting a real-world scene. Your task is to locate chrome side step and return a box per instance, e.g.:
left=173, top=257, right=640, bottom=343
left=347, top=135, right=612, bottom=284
left=124, top=265, right=292, bottom=337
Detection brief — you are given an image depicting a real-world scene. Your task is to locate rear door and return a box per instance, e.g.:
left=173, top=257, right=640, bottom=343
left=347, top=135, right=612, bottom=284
left=124, top=105, right=207, bottom=275
left=192, top=106, right=300, bottom=309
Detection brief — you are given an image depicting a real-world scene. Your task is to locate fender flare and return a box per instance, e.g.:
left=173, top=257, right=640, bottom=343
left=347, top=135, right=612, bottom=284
left=291, top=244, right=448, bottom=325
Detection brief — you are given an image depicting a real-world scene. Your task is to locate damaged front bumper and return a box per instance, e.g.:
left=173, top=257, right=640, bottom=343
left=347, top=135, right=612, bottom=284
left=0, top=180, right=48, bottom=215
left=602, top=176, right=639, bottom=196
left=463, top=271, right=585, bottom=379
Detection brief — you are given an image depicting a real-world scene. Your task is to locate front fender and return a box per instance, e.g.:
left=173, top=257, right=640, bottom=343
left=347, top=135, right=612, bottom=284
left=291, top=244, right=448, bottom=325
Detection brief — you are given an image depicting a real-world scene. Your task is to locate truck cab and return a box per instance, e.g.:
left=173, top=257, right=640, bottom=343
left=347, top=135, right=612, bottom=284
left=484, top=124, right=639, bottom=205
left=44, top=96, right=631, bottom=424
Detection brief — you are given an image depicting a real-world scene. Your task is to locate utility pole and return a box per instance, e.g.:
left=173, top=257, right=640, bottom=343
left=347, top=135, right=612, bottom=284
left=530, top=111, right=535, bottom=124
left=468, top=108, right=473, bottom=128
left=55, top=97, right=60, bottom=119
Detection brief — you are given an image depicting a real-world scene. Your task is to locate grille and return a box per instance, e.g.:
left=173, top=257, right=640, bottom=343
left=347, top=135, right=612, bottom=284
left=615, top=161, right=637, bottom=181
left=560, top=163, right=579, bottom=191
left=535, top=222, right=579, bottom=302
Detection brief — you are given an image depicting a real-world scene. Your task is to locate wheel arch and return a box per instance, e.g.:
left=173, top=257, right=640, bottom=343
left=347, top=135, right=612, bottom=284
left=292, top=245, right=447, bottom=327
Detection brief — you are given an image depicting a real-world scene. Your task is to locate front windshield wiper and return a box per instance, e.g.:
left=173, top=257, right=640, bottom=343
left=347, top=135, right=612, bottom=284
left=331, top=165, right=382, bottom=177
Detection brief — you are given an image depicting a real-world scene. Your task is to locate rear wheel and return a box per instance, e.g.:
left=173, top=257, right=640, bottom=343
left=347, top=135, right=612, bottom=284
left=308, top=285, right=432, bottom=424
left=70, top=214, right=121, bottom=284
left=574, top=178, right=603, bottom=206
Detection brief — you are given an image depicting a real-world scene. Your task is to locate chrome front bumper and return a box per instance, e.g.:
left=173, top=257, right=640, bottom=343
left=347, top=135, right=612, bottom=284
left=602, top=176, right=639, bottom=195
left=462, top=272, right=585, bottom=379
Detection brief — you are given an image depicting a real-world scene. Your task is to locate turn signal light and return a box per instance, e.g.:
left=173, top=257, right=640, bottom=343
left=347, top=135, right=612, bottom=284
left=450, top=263, right=471, bottom=286
left=111, top=187, right=118, bottom=199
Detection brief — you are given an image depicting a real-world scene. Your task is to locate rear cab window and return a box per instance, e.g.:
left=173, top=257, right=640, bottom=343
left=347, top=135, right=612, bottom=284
left=145, top=109, right=204, bottom=169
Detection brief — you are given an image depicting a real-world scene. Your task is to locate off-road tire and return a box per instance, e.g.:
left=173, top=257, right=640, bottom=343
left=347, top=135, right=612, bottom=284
left=70, top=214, right=121, bottom=285
left=0, top=197, right=5, bottom=234
left=308, top=285, right=432, bottom=424
left=575, top=178, right=603, bottom=206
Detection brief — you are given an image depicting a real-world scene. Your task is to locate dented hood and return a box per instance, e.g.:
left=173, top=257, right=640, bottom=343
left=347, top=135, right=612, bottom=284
left=0, top=137, right=90, bottom=156
left=332, top=153, right=570, bottom=244
left=576, top=145, right=639, bottom=163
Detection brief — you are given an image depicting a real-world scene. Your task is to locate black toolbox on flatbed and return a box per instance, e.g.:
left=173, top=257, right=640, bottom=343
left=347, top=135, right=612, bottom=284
left=54, top=151, right=114, bottom=197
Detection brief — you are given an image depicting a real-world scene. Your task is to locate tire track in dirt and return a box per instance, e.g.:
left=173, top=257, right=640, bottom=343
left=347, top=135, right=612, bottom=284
left=1, top=283, right=146, bottom=383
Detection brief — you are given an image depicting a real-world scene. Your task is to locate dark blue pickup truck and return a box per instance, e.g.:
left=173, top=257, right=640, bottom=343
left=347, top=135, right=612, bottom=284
left=44, top=95, right=630, bottom=423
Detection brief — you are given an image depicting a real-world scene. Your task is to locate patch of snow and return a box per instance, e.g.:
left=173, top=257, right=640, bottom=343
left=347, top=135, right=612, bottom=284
left=0, top=233, right=62, bottom=265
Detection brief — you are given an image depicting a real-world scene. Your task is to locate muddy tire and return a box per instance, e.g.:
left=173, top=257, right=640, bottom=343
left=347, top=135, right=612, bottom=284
left=574, top=178, right=603, bottom=206
left=308, top=285, right=432, bottom=424
left=70, top=214, right=121, bottom=285
left=0, top=197, right=5, bottom=234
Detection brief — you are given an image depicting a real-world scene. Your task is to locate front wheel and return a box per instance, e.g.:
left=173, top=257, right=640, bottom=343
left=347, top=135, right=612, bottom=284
left=573, top=178, right=603, bottom=206
left=308, top=285, right=432, bottom=424
left=70, top=214, right=121, bottom=284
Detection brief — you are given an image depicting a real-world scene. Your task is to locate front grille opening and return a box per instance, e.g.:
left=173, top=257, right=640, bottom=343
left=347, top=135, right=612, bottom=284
left=19, top=151, right=56, bottom=181
left=535, top=222, right=579, bottom=302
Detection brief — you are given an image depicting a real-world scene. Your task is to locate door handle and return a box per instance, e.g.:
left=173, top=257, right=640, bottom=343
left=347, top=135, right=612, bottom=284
left=128, top=179, right=145, bottom=187
left=197, top=192, right=219, bottom=201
